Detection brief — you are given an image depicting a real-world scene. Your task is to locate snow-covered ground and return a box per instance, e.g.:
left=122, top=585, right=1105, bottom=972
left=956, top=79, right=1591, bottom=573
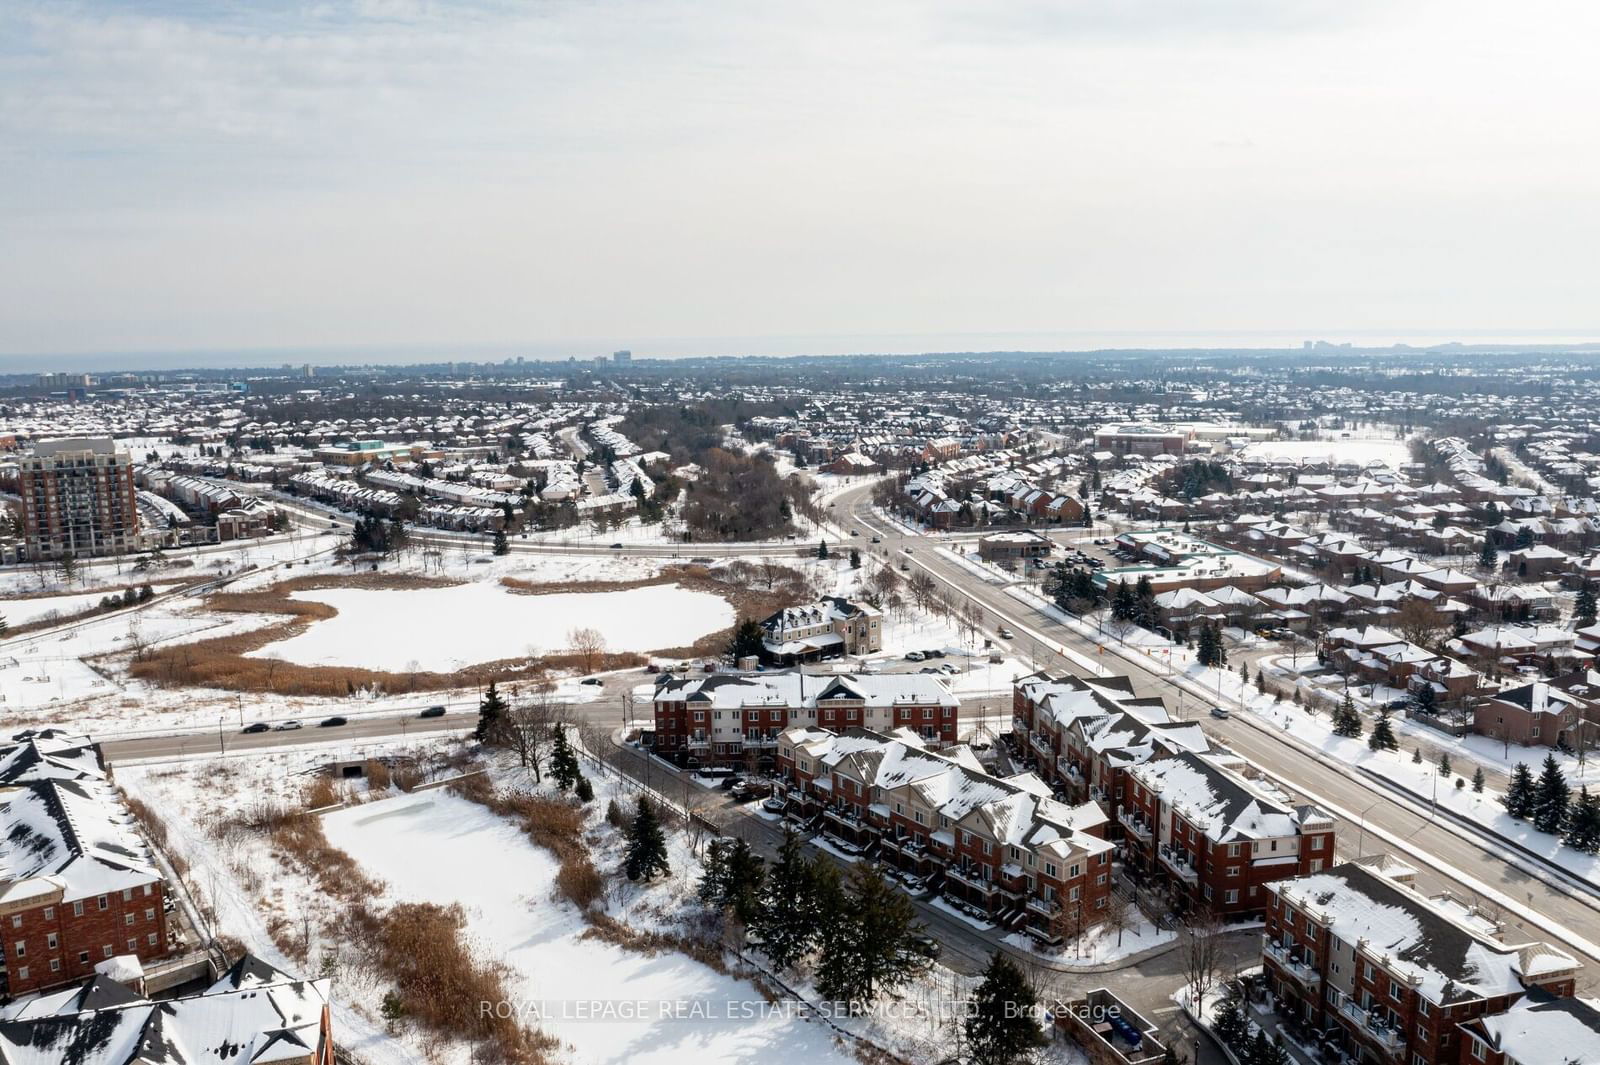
left=323, top=789, right=859, bottom=1065
left=1002, top=915, right=1174, bottom=967
left=249, top=581, right=735, bottom=671
left=1236, top=436, right=1410, bottom=470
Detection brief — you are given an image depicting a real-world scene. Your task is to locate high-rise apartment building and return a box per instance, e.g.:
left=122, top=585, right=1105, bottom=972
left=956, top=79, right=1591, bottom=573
left=18, top=438, right=140, bottom=560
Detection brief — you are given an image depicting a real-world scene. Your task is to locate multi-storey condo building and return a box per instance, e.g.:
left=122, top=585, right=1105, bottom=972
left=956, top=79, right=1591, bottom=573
left=18, top=438, right=139, bottom=561
left=777, top=725, right=1113, bottom=938
left=0, top=953, right=334, bottom=1065
left=1264, top=857, right=1582, bottom=1065
left=1121, top=750, right=1335, bottom=917
left=652, top=670, right=957, bottom=769
left=1011, top=672, right=1210, bottom=830
left=0, top=731, right=170, bottom=997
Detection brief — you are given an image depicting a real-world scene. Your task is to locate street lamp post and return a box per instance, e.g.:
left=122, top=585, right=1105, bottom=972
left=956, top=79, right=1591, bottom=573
left=1356, top=799, right=1379, bottom=858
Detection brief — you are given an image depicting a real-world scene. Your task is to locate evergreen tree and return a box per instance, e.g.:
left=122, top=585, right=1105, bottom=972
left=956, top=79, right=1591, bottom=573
left=1564, top=788, right=1600, bottom=854
left=1534, top=753, right=1571, bottom=834
left=549, top=725, right=581, bottom=791
left=1472, top=767, right=1485, bottom=793
left=727, top=617, right=765, bottom=661
left=698, top=838, right=732, bottom=905
left=0, top=612, right=8, bottom=637
left=1412, top=682, right=1438, bottom=714
left=1239, top=662, right=1250, bottom=685
left=1412, top=746, right=1423, bottom=764
left=1133, top=575, right=1156, bottom=627
left=1478, top=535, right=1498, bottom=570
left=964, top=951, right=1045, bottom=1065
left=1210, top=988, right=1249, bottom=1051
left=624, top=797, right=671, bottom=881
left=492, top=527, right=509, bottom=555
left=816, top=540, right=829, bottom=560
left=474, top=681, right=506, bottom=743
left=1504, top=762, right=1537, bottom=819
left=1438, top=753, right=1452, bottom=777
left=1368, top=710, right=1398, bottom=752
left=1578, top=584, right=1599, bottom=626
left=814, top=863, right=930, bottom=1004
left=850, top=548, right=861, bottom=569
left=721, top=839, right=767, bottom=928
left=752, top=829, right=824, bottom=973
left=1331, top=693, right=1363, bottom=738
left=1111, top=580, right=1136, bottom=623
left=573, top=774, right=594, bottom=803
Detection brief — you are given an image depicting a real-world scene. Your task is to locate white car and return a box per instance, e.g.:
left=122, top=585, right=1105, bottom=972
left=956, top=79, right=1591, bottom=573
left=273, top=720, right=304, bottom=731
left=905, top=651, right=925, bottom=662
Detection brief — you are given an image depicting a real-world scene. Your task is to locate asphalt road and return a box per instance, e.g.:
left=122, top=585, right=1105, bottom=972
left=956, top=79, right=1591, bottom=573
left=825, top=481, right=1600, bottom=985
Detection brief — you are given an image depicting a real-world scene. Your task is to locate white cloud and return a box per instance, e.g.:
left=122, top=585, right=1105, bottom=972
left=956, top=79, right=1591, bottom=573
left=1, top=0, right=1598, bottom=358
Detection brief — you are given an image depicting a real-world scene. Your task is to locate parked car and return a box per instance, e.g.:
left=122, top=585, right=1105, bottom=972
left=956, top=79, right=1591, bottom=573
left=689, top=557, right=715, bottom=564
left=870, top=536, right=881, bottom=544
left=420, top=705, right=447, bottom=718
left=274, top=720, right=303, bottom=731
left=241, top=722, right=271, bottom=734
left=609, top=543, right=623, bottom=549
left=908, top=934, right=942, bottom=960
left=905, top=650, right=926, bottom=662
left=320, top=716, right=348, bottom=728
left=1209, top=706, right=1231, bottom=719
left=580, top=677, right=603, bottom=686
left=719, top=774, right=745, bottom=791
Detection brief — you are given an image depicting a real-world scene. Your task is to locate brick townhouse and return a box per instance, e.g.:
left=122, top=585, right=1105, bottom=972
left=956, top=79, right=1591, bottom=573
left=1263, top=857, right=1582, bottom=1065
left=1011, top=672, right=1210, bottom=834
left=0, top=952, right=334, bottom=1065
left=777, top=725, right=1112, bottom=939
left=1120, top=751, right=1335, bottom=918
left=0, top=731, right=170, bottom=997
left=653, top=670, right=958, bottom=770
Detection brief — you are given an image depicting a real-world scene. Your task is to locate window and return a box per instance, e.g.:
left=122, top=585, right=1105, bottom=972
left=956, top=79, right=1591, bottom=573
left=77, top=951, right=89, bottom=964
left=49, top=959, right=60, bottom=972
left=15, top=966, right=26, bottom=982
left=922, top=708, right=933, bottom=720
left=1390, top=984, right=1403, bottom=1002
left=1069, top=863, right=1081, bottom=878
left=961, top=830, right=971, bottom=845
left=1227, top=865, right=1240, bottom=877
left=42, top=907, right=53, bottom=921
left=147, top=933, right=158, bottom=946
left=1418, top=1001, right=1431, bottom=1018
left=981, top=840, right=992, bottom=856
left=9, top=916, right=19, bottom=929
left=124, top=914, right=135, bottom=926
left=1045, top=862, right=1058, bottom=878
left=122, top=888, right=133, bottom=902
left=1069, top=886, right=1080, bottom=902
left=46, top=934, right=57, bottom=950
left=72, top=902, right=84, bottom=917
left=102, top=946, right=113, bottom=958
left=12, top=941, right=24, bottom=958
left=1226, top=889, right=1239, bottom=904
left=97, top=895, right=108, bottom=911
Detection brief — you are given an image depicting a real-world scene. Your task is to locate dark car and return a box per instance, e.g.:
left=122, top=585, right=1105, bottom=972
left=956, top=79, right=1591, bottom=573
left=719, top=774, right=745, bottom=791
left=241, top=722, right=271, bottom=734
left=908, top=934, right=942, bottom=960
left=870, top=536, right=881, bottom=543
left=580, top=677, right=603, bottom=686
left=609, top=543, right=623, bottom=549
left=319, top=716, right=348, bottom=728
left=419, top=705, right=447, bottom=718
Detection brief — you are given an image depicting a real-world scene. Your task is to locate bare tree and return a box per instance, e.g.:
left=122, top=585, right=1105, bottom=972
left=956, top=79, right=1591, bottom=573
left=1104, top=893, right=1136, bottom=948
left=908, top=571, right=938, bottom=613
left=961, top=601, right=986, bottom=648
left=1178, top=907, right=1225, bottom=1017
left=1394, top=598, right=1448, bottom=650
left=758, top=557, right=784, bottom=591
left=568, top=626, right=607, bottom=674
left=1049, top=895, right=1086, bottom=958
left=503, top=689, right=562, bottom=781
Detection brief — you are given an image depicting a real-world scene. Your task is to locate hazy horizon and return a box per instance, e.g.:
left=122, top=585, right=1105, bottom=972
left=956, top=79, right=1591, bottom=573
left=8, top=328, right=1600, bottom=374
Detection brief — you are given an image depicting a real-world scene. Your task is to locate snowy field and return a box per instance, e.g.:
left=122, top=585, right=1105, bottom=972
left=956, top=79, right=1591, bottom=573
left=1236, top=437, right=1409, bottom=469
left=249, top=581, right=735, bottom=671
left=323, top=790, right=860, bottom=1065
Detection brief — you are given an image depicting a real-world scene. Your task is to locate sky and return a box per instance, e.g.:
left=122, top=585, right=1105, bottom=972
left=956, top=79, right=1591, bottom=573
left=3, top=0, right=1599, bottom=366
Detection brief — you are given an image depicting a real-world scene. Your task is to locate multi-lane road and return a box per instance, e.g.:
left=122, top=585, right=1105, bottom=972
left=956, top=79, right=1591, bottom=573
left=66, top=478, right=1600, bottom=986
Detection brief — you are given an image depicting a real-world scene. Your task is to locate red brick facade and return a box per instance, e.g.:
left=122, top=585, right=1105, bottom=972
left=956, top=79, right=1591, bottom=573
left=0, top=882, right=169, bottom=996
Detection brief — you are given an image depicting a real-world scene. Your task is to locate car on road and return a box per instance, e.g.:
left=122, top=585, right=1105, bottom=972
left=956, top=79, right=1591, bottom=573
left=241, top=722, right=271, bottom=734
left=274, top=720, right=303, bottom=731
left=870, top=536, right=881, bottom=543
left=689, top=557, right=715, bottom=564
left=1209, top=706, right=1231, bottom=719
left=905, top=650, right=925, bottom=661
left=997, top=627, right=1014, bottom=639
left=319, top=716, right=348, bottom=728
left=719, top=774, right=745, bottom=791
left=908, top=934, right=941, bottom=960
left=609, top=543, right=623, bottom=549
left=903, top=546, right=914, bottom=553
left=849, top=529, right=858, bottom=536
left=420, top=705, right=447, bottom=718
left=580, top=677, right=603, bottom=686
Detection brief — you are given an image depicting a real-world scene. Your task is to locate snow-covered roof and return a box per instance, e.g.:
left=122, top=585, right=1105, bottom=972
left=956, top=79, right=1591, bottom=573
left=657, top=669, right=956, bottom=710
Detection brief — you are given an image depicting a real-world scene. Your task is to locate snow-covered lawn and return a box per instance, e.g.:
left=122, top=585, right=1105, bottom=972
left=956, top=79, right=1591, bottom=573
left=1003, top=916, right=1174, bottom=968
left=1236, top=437, right=1409, bottom=470
left=249, top=581, right=736, bottom=671
left=322, top=789, right=859, bottom=1065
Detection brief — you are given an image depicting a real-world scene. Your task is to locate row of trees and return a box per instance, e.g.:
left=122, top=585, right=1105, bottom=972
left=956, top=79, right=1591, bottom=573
left=1504, top=754, right=1600, bottom=852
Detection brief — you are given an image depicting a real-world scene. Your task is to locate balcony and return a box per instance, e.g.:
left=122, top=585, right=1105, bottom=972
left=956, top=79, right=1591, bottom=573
left=1118, top=809, right=1153, bottom=841
left=1055, top=755, right=1083, bottom=782
left=823, top=805, right=865, bottom=828
left=1157, top=844, right=1199, bottom=883
left=1029, top=732, right=1055, bottom=759
left=1262, top=937, right=1322, bottom=989
left=1025, top=895, right=1058, bottom=918
left=945, top=865, right=998, bottom=895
